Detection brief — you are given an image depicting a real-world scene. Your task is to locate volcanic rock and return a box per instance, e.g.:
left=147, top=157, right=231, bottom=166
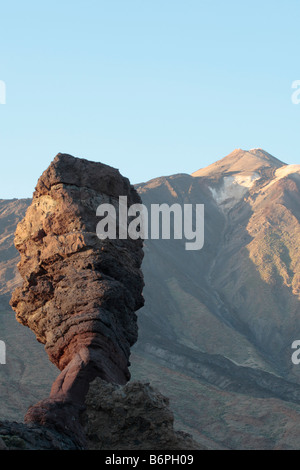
left=0, top=380, right=203, bottom=450
left=10, top=153, right=144, bottom=443
left=0, top=420, right=80, bottom=450
left=82, top=377, right=203, bottom=450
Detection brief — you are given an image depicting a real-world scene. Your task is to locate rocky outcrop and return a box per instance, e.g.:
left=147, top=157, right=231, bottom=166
left=82, top=378, right=203, bottom=450
left=10, top=154, right=144, bottom=444
left=0, top=380, right=203, bottom=450
left=0, top=420, right=80, bottom=450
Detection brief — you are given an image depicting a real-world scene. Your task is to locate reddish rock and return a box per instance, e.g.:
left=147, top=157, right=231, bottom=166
left=10, top=154, right=144, bottom=443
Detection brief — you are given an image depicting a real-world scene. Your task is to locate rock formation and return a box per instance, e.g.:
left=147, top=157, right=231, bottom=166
left=0, top=419, right=80, bottom=450
left=10, top=153, right=144, bottom=445
left=82, top=378, right=203, bottom=450
left=0, top=380, right=202, bottom=450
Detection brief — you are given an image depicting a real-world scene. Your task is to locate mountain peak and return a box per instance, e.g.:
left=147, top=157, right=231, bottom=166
left=192, top=148, right=285, bottom=178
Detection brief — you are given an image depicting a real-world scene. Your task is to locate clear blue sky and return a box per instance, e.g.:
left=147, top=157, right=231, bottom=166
left=0, top=0, right=299, bottom=199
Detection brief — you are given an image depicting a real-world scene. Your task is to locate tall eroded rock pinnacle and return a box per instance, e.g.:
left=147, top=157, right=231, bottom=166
left=10, top=154, right=144, bottom=442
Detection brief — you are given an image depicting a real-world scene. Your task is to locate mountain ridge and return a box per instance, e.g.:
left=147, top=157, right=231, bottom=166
left=191, top=148, right=286, bottom=178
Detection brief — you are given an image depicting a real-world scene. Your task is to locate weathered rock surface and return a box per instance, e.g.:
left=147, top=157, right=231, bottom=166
left=82, top=378, right=203, bottom=450
left=0, top=420, right=81, bottom=450
left=0, top=379, right=203, bottom=450
left=9, top=154, right=144, bottom=443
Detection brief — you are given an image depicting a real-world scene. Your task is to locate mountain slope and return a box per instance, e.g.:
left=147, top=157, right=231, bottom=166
left=0, top=199, right=58, bottom=420
left=130, top=149, right=300, bottom=448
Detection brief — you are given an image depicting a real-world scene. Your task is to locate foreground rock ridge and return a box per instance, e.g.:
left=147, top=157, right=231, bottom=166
left=82, top=378, right=203, bottom=450
left=0, top=379, right=202, bottom=450
left=10, top=153, right=145, bottom=444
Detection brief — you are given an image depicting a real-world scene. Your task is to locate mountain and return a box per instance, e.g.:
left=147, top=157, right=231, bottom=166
left=0, top=149, right=300, bottom=449
left=191, top=148, right=284, bottom=177
left=0, top=199, right=31, bottom=303
left=130, top=148, right=300, bottom=449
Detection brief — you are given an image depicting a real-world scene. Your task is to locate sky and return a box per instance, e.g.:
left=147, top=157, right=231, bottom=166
left=0, top=0, right=299, bottom=199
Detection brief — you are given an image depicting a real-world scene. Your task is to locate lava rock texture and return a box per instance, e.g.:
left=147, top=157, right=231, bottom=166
left=10, top=153, right=144, bottom=444
left=82, top=378, right=203, bottom=450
